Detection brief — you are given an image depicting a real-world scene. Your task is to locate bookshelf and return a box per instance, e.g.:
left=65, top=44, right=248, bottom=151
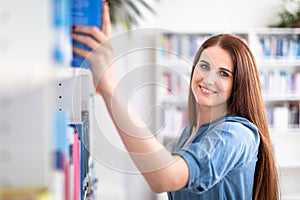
left=0, top=1, right=98, bottom=199
left=155, top=28, right=300, bottom=199
left=251, top=28, right=300, bottom=200
left=55, top=67, right=97, bottom=200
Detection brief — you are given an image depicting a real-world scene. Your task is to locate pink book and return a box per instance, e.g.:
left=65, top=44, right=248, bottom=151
left=73, top=132, right=80, bottom=200
left=63, top=154, right=69, bottom=200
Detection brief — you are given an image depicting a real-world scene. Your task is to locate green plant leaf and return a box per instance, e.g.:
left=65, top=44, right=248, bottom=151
left=107, top=0, right=158, bottom=30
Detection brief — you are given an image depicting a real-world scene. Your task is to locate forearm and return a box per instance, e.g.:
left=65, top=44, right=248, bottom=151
left=99, top=81, right=189, bottom=192
left=100, top=81, right=172, bottom=164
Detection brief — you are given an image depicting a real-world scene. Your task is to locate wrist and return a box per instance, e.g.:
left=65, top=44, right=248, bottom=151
left=93, top=63, right=115, bottom=97
left=96, top=75, right=115, bottom=97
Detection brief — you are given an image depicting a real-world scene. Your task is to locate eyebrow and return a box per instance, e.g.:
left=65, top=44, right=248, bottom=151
left=198, top=60, right=210, bottom=65
left=220, top=67, right=234, bottom=75
left=198, top=59, right=234, bottom=75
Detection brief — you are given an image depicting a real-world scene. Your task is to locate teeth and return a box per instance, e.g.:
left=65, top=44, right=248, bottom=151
left=200, top=86, right=215, bottom=94
left=202, top=88, right=210, bottom=93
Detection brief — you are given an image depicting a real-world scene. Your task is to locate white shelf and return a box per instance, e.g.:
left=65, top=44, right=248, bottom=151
left=156, top=59, right=192, bottom=68
left=282, top=195, right=300, bottom=200
left=277, top=162, right=300, bottom=169
left=258, top=59, right=300, bottom=67
left=254, top=27, right=300, bottom=35
left=158, top=95, right=188, bottom=104
left=263, top=94, right=300, bottom=101
left=270, top=128, right=300, bottom=135
left=0, top=71, right=55, bottom=100
left=55, top=67, right=91, bottom=80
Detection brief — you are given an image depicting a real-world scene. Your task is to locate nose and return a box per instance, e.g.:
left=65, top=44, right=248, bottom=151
left=204, top=71, right=216, bottom=84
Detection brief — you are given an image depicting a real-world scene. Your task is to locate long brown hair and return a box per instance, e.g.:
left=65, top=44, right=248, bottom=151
left=188, top=34, right=279, bottom=200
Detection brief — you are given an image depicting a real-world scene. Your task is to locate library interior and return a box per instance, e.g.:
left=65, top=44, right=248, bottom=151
left=1, top=0, right=300, bottom=199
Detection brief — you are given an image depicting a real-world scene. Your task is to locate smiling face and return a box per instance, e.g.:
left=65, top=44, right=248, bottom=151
left=191, top=45, right=234, bottom=112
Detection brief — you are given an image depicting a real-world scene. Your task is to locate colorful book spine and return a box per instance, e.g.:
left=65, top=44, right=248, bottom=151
left=69, top=123, right=84, bottom=200
left=54, top=111, right=69, bottom=200
left=158, top=33, right=213, bottom=64
left=265, top=103, right=300, bottom=129
left=260, top=70, right=300, bottom=95
left=259, top=35, right=300, bottom=59
left=67, top=126, right=75, bottom=200
left=81, top=110, right=90, bottom=192
left=161, top=71, right=189, bottom=97
left=73, top=131, right=81, bottom=200
left=161, top=104, right=186, bottom=138
left=52, top=0, right=72, bottom=67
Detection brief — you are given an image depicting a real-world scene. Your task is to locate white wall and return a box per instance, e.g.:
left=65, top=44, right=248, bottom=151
left=144, top=0, right=282, bottom=31
left=95, top=0, right=283, bottom=199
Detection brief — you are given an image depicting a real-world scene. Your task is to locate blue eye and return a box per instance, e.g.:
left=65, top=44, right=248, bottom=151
left=200, top=64, right=209, bottom=70
left=219, top=71, right=229, bottom=77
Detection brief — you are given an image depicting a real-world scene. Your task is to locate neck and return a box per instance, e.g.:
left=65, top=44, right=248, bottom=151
left=196, top=104, right=228, bottom=129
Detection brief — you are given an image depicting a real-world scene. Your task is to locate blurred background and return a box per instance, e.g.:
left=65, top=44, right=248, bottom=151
left=1, top=0, right=300, bottom=200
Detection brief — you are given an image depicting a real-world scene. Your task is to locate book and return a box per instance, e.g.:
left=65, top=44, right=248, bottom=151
left=81, top=110, right=90, bottom=189
left=259, top=35, right=300, bottom=59
left=52, top=0, right=72, bottom=67
left=54, top=111, right=69, bottom=200
left=72, top=131, right=81, bottom=200
left=71, top=0, right=103, bottom=68
left=67, top=126, right=75, bottom=200
left=69, top=123, right=84, bottom=200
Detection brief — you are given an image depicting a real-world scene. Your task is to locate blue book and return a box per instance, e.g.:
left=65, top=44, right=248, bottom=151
left=52, top=0, right=72, bottom=67
left=71, top=0, right=103, bottom=68
left=54, top=111, right=69, bottom=155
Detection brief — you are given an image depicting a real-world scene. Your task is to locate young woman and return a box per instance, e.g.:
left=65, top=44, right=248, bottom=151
left=72, top=3, right=279, bottom=199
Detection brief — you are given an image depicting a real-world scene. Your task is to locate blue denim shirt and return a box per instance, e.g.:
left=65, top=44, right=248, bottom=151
left=168, top=114, right=260, bottom=200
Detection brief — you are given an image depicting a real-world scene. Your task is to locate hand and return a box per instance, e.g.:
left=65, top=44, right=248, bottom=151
left=72, top=2, right=114, bottom=94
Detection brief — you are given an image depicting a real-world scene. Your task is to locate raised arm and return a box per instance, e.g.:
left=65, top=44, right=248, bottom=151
left=72, top=2, right=189, bottom=193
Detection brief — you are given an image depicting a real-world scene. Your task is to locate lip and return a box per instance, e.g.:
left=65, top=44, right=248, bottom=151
left=199, top=85, right=217, bottom=95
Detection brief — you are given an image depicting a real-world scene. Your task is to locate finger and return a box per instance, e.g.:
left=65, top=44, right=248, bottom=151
left=72, top=33, right=100, bottom=50
left=102, top=1, right=111, bottom=36
left=73, top=26, right=107, bottom=43
left=73, top=46, right=91, bottom=59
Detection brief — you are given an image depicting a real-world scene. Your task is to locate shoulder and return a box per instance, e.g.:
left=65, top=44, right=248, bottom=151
left=209, top=115, right=260, bottom=146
